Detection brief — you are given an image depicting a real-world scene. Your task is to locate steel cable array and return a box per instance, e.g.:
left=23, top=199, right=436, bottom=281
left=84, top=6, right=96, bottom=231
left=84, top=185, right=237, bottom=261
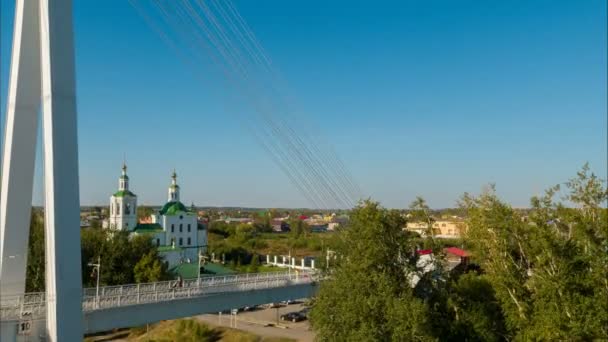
left=128, top=0, right=362, bottom=209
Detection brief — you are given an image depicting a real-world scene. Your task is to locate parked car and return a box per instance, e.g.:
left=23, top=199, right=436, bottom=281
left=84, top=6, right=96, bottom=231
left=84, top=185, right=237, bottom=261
left=266, top=302, right=282, bottom=309
left=280, top=311, right=307, bottom=322
left=242, top=305, right=258, bottom=312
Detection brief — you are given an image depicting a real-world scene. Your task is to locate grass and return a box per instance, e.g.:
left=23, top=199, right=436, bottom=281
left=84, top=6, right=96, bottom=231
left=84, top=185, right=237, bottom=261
left=126, top=319, right=295, bottom=342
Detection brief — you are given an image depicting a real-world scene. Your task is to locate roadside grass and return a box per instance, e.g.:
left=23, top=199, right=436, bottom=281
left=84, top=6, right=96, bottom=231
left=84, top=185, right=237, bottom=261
left=126, top=319, right=294, bottom=342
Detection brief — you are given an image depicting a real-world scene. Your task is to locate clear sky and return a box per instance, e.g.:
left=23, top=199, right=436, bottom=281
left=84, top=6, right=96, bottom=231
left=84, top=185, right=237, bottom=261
left=1, top=0, right=606, bottom=209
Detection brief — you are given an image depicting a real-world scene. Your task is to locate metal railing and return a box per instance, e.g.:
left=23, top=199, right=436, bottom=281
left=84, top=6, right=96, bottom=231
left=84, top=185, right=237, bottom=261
left=1, top=271, right=315, bottom=321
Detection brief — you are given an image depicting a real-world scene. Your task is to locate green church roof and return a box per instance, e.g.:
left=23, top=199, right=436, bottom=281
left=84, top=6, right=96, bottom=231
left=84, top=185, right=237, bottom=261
left=133, top=223, right=163, bottom=233
left=113, top=190, right=136, bottom=197
left=159, top=201, right=193, bottom=216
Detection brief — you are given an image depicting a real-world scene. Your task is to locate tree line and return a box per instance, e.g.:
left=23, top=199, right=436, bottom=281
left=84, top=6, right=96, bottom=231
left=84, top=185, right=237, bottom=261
left=26, top=219, right=169, bottom=292
left=310, top=164, right=607, bottom=341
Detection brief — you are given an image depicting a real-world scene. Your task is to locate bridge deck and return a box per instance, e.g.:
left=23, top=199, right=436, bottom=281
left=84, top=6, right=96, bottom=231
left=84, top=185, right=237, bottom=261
left=0, top=271, right=316, bottom=323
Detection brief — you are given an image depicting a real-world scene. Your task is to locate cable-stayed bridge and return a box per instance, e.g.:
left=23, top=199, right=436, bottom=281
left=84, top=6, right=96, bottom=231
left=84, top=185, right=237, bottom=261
left=1, top=272, right=317, bottom=340
left=0, top=1, right=345, bottom=341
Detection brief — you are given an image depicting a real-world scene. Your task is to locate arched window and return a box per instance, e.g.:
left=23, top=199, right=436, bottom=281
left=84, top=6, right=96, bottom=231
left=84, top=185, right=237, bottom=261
left=125, top=203, right=131, bottom=215
left=187, top=237, right=191, bottom=246
left=179, top=224, right=183, bottom=232
left=187, top=224, right=191, bottom=232
left=179, top=238, right=183, bottom=246
left=117, top=203, right=120, bottom=215
left=156, top=239, right=160, bottom=246
left=171, top=224, right=175, bottom=232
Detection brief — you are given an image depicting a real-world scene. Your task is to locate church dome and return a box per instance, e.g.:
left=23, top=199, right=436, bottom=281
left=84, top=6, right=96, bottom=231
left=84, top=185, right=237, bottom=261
left=113, top=190, right=136, bottom=197
left=159, top=201, right=190, bottom=216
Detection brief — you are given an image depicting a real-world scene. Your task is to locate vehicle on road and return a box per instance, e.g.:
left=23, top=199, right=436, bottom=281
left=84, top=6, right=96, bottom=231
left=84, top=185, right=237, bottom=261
left=280, top=311, right=307, bottom=322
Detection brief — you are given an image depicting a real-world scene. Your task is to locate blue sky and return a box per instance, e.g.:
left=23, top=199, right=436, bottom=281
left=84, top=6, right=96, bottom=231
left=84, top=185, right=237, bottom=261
left=1, top=0, right=606, bottom=209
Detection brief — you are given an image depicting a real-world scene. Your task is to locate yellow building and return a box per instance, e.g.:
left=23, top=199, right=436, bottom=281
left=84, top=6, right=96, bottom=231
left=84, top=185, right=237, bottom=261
left=405, top=220, right=466, bottom=238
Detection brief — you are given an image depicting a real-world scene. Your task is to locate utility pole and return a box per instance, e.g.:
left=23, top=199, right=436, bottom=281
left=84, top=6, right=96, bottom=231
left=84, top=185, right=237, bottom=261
left=88, top=255, right=101, bottom=308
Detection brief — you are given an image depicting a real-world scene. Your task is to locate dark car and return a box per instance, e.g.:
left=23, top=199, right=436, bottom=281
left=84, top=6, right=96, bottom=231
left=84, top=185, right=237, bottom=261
left=242, top=305, right=258, bottom=312
left=267, top=302, right=283, bottom=309
left=280, top=311, right=306, bottom=322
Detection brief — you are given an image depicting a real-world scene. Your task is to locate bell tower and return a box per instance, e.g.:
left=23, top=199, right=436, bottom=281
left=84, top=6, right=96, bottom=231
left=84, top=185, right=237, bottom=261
left=168, top=169, right=180, bottom=202
left=109, top=163, right=138, bottom=231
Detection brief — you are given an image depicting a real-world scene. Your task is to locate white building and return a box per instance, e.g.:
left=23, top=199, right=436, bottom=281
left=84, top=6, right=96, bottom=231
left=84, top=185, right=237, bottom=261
left=107, top=164, right=137, bottom=230
left=104, top=165, right=207, bottom=267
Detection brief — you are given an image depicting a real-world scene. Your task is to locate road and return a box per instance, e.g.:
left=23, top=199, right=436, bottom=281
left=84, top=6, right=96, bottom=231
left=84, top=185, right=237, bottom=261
left=197, top=303, right=314, bottom=342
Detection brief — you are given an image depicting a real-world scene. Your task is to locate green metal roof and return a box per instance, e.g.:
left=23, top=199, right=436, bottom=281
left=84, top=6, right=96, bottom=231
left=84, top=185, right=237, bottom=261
left=159, top=201, right=193, bottom=216
left=170, top=262, right=235, bottom=279
left=113, top=190, right=136, bottom=197
left=133, top=223, right=163, bottom=233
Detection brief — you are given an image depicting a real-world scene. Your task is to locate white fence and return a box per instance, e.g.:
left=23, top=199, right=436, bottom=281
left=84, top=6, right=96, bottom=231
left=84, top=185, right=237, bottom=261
left=265, top=255, right=316, bottom=270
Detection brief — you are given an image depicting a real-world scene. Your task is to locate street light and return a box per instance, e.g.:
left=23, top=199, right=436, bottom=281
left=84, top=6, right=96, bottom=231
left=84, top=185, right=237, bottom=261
left=88, top=255, right=101, bottom=308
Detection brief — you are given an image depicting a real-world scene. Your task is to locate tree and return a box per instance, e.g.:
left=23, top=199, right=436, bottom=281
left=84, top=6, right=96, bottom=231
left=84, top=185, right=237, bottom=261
left=80, top=229, right=170, bottom=287
left=462, top=164, right=608, bottom=340
left=288, top=218, right=310, bottom=239
left=248, top=254, right=260, bottom=273
left=25, top=209, right=45, bottom=292
left=134, top=251, right=169, bottom=283
left=310, top=200, right=432, bottom=341
left=409, top=196, right=437, bottom=238
left=137, top=206, right=154, bottom=221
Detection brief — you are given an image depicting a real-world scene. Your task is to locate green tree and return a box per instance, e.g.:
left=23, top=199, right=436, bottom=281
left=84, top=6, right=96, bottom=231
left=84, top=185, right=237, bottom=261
left=462, top=164, right=608, bottom=340
left=310, top=200, right=431, bottom=341
left=25, top=209, right=45, bottom=292
left=409, top=196, right=437, bottom=238
left=134, top=251, right=169, bottom=283
left=80, top=229, right=170, bottom=287
left=248, top=254, right=260, bottom=273
left=288, top=218, right=310, bottom=239
left=137, top=206, right=154, bottom=221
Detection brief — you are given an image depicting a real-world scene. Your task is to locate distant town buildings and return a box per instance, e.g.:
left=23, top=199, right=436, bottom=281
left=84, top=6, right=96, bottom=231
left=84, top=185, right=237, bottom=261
left=103, top=164, right=207, bottom=267
left=405, top=219, right=466, bottom=238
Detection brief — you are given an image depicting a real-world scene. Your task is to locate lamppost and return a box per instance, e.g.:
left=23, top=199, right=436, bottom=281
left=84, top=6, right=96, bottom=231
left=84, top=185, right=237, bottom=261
left=88, top=255, right=101, bottom=308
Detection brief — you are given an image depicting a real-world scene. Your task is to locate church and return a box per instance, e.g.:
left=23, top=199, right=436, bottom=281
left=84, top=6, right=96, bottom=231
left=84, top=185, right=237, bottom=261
left=104, top=164, right=207, bottom=266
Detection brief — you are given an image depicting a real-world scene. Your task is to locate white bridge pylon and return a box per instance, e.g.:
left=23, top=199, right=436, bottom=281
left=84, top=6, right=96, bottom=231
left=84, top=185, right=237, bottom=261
left=0, top=0, right=83, bottom=341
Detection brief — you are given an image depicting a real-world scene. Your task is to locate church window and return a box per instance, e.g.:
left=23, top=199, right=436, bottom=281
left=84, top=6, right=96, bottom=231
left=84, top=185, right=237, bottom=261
left=171, top=224, right=174, bottom=232
left=125, top=203, right=130, bottom=215
left=187, top=224, right=191, bottom=232
left=156, top=239, right=160, bottom=246
left=180, top=224, right=183, bottom=232
left=179, top=238, right=183, bottom=246
left=187, top=237, right=191, bottom=245
left=116, top=203, right=120, bottom=215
